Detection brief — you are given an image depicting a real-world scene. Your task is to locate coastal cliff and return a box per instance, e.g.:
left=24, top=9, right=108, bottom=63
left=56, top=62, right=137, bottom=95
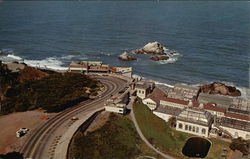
left=0, top=62, right=101, bottom=114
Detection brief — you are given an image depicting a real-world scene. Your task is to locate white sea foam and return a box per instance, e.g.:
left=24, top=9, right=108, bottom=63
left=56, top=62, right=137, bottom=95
left=154, top=81, right=174, bottom=88
left=155, top=48, right=182, bottom=64
left=157, top=57, right=179, bottom=64
left=0, top=53, right=23, bottom=62
left=133, top=73, right=174, bottom=88
left=7, top=54, right=23, bottom=60
left=24, top=57, right=68, bottom=71
left=60, top=55, right=76, bottom=60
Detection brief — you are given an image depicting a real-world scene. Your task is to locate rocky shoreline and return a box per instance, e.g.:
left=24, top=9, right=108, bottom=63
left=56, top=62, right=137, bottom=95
left=200, top=82, right=241, bottom=97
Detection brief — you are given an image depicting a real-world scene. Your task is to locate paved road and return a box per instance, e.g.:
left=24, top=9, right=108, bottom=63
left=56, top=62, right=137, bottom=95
left=129, top=98, right=175, bottom=159
left=20, top=75, right=128, bottom=159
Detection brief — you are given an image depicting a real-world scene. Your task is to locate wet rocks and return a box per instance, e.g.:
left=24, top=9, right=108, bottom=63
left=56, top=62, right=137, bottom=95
left=133, top=42, right=166, bottom=55
left=150, top=56, right=169, bottom=61
left=200, top=82, right=241, bottom=97
left=118, top=52, right=137, bottom=61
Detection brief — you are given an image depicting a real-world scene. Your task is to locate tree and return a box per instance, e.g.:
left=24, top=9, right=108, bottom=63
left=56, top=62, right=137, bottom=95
left=229, top=137, right=250, bottom=155
left=168, top=116, right=176, bottom=128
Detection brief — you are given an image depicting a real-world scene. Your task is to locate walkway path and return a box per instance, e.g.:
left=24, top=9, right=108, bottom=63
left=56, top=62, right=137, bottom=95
left=129, top=98, right=175, bottom=159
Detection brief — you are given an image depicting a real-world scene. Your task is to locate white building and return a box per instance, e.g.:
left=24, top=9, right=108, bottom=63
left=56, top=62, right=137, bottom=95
left=142, top=88, right=167, bottom=110
left=69, top=61, right=112, bottom=74
left=176, top=108, right=213, bottom=137
left=135, top=81, right=155, bottom=99
left=105, top=103, right=127, bottom=114
left=111, top=66, right=133, bottom=77
left=160, top=97, right=188, bottom=109
left=215, top=117, right=250, bottom=140
left=104, top=87, right=130, bottom=114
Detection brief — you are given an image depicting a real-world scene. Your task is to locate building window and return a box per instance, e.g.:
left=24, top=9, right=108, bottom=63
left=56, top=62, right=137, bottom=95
left=189, top=126, right=192, bottom=131
left=196, top=127, right=199, bottom=133
left=142, top=90, right=144, bottom=94
left=185, top=125, right=188, bottom=130
left=202, top=128, right=206, bottom=134
left=178, top=123, right=183, bottom=129
left=192, top=126, right=195, bottom=132
left=139, top=90, right=141, bottom=93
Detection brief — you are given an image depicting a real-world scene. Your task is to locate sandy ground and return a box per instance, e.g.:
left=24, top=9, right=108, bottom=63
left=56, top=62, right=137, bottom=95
left=0, top=110, right=56, bottom=154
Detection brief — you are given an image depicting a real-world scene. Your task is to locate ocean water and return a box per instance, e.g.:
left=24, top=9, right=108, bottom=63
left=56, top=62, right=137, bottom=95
left=0, top=1, right=249, bottom=95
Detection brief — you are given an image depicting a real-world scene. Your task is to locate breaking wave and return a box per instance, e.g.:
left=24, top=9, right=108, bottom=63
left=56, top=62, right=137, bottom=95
left=7, top=54, right=22, bottom=60
left=157, top=48, right=182, bottom=64
left=24, top=57, right=68, bottom=71
left=0, top=51, right=68, bottom=71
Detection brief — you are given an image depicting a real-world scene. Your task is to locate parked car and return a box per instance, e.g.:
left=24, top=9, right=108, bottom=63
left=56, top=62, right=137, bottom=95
left=16, top=128, right=29, bottom=138
left=71, top=117, right=79, bottom=120
left=40, top=116, right=49, bottom=120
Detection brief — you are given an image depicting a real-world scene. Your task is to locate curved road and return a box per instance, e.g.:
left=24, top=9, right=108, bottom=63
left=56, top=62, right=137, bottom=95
left=20, top=75, right=128, bottom=159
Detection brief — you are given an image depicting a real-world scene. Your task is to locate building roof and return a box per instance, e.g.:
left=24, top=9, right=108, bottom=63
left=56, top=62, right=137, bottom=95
left=174, top=84, right=200, bottom=91
left=204, top=102, right=226, bottom=113
left=135, top=81, right=154, bottom=90
left=110, top=66, right=117, bottom=72
left=198, top=93, right=233, bottom=108
left=217, top=117, right=250, bottom=132
left=177, top=108, right=213, bottom=126
left=144, top=88, right=168, bottom=105
left=225, top=112, right=250, bottom=121
left=227, top=107, right=250, bottom=116
left=154, top=105, right=182, bottom=116
left=161, top=97, right=189, bottom=105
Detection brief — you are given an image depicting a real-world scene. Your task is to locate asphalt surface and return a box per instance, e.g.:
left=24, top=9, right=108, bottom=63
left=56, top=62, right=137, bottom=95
left=19, top=75, right=128, bottom=159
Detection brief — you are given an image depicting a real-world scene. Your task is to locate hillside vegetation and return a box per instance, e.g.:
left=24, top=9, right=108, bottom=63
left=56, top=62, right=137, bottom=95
left=68, top=113, right=161, bottom=159
left=0, top=63, right=100, bottom=114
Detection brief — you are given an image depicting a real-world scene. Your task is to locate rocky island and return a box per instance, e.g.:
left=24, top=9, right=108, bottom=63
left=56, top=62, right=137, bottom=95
left=133, top=41, right=166, bottom=55
left=200, top=82, right=241, bottom=97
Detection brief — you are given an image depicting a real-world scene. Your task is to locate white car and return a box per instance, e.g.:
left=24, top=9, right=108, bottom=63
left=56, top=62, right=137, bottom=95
left=16, top=128, right=29, bottom=138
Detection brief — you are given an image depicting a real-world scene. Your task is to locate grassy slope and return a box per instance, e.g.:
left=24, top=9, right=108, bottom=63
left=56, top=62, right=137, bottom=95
left=68, top=113, right=162, bottom=159
left=133, top=99, right=230, bottom=159
left=1, top=65, right=100, bottom=114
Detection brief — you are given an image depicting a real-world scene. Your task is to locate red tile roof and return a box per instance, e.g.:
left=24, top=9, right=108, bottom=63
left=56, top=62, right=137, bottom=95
left=204, top=103, right=226, bottom=113
left=225, top=112, right=250, bottom=121
left=145, top=88, right=168, bottom=105
left=110, top=67, right=117, bottom=72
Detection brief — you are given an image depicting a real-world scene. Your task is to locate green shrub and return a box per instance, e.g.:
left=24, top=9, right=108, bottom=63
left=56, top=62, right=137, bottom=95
left=1, top=70, right=100, bottom=114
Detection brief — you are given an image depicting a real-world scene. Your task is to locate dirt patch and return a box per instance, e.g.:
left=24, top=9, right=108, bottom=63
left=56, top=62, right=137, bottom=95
left=85, top=111, right=110, bottom=134
left=0, top=110, right=56, bottom=154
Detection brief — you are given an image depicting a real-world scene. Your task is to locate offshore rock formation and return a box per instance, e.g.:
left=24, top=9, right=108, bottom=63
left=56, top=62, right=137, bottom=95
left=118, top=52, right=137, bottom=61
left=133, top=42, right=166, bottom=55
left=200, top=82, right=241, bottom=97
left=150, top=55, right=169, bottom=61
